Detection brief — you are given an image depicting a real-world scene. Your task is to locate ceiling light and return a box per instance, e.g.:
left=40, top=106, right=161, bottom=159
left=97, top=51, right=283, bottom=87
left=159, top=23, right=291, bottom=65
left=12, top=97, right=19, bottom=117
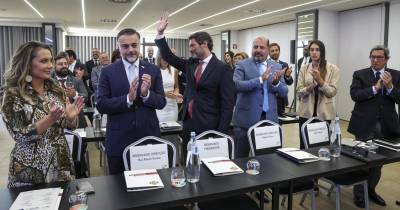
left=81, top=0, right=86, bottom=29
left=23, top=0, right=44, bottom=18
left=168, top=0, right=260, bottom=33
left=191, top=0, right=324, bottom=33
left=139, top=0, right=200, bottom=32
left=113, top=0, right=142, bottom=31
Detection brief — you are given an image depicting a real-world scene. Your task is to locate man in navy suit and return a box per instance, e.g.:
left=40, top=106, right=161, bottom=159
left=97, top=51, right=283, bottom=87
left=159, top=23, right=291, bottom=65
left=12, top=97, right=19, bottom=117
left=233, top=37, right=288, bottom=158
left=97, top=28, right=166, bottom=174
left=155, top=13, right=235, bottom=161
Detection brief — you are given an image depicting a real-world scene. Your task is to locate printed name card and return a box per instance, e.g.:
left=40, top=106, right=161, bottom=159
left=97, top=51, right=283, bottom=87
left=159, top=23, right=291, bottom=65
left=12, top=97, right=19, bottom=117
left=307, top=122, right=329, bottom=144
left=254, top=126, right=281, bottom=149
left=197, top=138, right=229, bottom=160
left=65, top=134, right=74, bottom=155
left=130, top=144, right=169, bottom=170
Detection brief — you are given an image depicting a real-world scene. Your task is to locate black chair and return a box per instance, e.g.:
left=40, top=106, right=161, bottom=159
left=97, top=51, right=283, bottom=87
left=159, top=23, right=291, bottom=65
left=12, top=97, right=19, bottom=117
left=192, top=130, right=260, bottom=210
left=301, top=117, right=369, bottom=210
left=64, top=129, right=89, bottom=178
left=247, top=120, right=316, bottom=209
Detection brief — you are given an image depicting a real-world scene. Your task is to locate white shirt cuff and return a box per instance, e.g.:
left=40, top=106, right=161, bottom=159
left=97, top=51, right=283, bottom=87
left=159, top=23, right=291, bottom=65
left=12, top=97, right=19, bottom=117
left=127, top=94, right=133, bottom=107
left=141, top=91, right=150, bottom=102
left=155, top=34, right=165, bottom=40
left=259, top=77, right=263, bottom=84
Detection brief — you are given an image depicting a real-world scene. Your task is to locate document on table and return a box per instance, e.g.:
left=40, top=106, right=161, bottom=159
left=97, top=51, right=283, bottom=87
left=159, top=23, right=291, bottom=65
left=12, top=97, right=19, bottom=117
left=124, top=169, right=164, bottom=192
left=277, top=148, right=319, bottom=163
left=202, top=157, right=244, bottom=176
left=159, top=121, right=181, bottom=129
left=9, top=187, right=63, bottom=210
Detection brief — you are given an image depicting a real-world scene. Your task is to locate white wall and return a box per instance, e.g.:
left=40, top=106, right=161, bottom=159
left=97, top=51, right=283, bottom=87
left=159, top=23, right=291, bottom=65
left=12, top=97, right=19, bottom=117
left=337, top=4, right=385, bottom=120
left=238, top=21, right=297, bottom=105
left=211, top=34, right=222, bottom=60
left=388, top=0, right=400, bottom=70
left=318, top=10, right=339, bottom=65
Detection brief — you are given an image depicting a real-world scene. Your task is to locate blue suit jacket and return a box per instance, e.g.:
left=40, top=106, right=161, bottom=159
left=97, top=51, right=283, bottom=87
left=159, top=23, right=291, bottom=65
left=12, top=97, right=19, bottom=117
left=96, top=59, right=166, bottom=156
left=232, top=58, right=288, bottom=129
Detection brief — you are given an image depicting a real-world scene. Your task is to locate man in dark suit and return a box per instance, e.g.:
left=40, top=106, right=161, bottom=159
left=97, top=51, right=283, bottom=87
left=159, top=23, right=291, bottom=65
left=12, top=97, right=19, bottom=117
left=297, top=46, right=310, bottom=73
left=269, top=43, right=293, bottom=116
left=143, top=46, right=155, bottom=64
left=348, top=45, right=400, bottom=208
left=155, top=13, right=235, bottom=161
left=97, top=28, right=166, bottom=174
left=85, top=48, right=100, bottom=91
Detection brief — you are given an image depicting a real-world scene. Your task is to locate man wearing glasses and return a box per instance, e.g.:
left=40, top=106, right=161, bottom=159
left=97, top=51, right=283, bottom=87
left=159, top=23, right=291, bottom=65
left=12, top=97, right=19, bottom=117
left=348, top=45, right=400, bottom=207
left=96, top=28, right=166, bottom=174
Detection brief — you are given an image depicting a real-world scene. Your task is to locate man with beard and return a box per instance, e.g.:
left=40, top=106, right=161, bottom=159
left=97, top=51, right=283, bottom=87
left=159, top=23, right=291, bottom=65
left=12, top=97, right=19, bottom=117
left=232, top=37, right=288, bottom=158
left=269, top=43, right=293, bottom=116
left=53, top=54, right=88, bottom=104
left=155, top=13, right=235, bottom=162
left=144, top=46, right=155, bottom=64
left=96, top=28, right=166, bottom=174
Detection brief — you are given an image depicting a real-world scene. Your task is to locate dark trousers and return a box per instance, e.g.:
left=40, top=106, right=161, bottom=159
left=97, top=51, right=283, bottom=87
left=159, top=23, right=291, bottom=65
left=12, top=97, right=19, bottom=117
left=276, top=96, right=286, bottom=116
left=107, top=155, right=125, bottom=175
left=234, top=127, right=250, bottom=158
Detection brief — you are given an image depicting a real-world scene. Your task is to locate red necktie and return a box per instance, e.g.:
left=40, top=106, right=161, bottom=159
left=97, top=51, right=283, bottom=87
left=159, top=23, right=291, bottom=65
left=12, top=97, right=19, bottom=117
left=188, top=61, right=204, bottom=118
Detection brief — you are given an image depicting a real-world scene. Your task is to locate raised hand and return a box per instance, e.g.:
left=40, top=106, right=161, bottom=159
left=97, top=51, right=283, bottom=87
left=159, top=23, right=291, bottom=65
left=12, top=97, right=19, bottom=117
left=272, top=72, right=281, bottom=85
left=381, top=71, right=393, bottom=89
left=285, top=66, right=293, bottom=77
left=261, top=65, right=273, bottom=81
left=141, top=74, right=152, bottom=97
left=65, top=96, right=84, bottom=121
left=128, top=78, right=139, bottom=102
left=48, top=101, right=64, bottom=123
left=310, top=68, right=324, bottom=86
left=157, top=12, right=169, bottom=35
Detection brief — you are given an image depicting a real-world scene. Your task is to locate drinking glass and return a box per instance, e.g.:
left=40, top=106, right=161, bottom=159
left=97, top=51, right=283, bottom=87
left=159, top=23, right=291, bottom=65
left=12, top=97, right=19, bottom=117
left=171, top=168, right=186, bottom=187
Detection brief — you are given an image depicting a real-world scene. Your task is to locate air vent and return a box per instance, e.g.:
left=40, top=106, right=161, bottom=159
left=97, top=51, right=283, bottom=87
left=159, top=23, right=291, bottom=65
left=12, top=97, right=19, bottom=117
left=199, top=23, right=213, bottom=27
left=108, top=0, right=134, bottom=3
left=0, top=8, right=7, bottom=11
left=100, top=18, right=117, bottom=23
left=246, top=9, right=269, bottom=14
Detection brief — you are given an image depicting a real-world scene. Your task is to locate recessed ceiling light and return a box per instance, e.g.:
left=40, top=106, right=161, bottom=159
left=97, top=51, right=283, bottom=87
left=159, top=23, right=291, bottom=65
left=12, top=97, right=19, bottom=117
left=23, top=0, right=44, bottom=18
left=81, top=0, right=86, bottom=29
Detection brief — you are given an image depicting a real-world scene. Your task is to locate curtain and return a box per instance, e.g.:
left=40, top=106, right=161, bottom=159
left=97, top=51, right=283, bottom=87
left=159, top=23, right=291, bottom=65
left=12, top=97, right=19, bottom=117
left=0, top=26, right=42, bottom=86
left=66, top=36, right=118, bottom=63
left=166, top=38, right=189, bottom=58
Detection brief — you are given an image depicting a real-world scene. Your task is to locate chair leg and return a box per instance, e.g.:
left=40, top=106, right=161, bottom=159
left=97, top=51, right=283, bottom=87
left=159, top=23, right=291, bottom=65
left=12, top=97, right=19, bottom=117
left=327, top=184, right=334, bottom=197
left=363, top=181, right=369, bottom=210
left=99, top=148, right=103, bottom=167
left=281, top=195, right=286, bottom=206
left=85, top=150, right=91, bottom=177
left=299, top=193, right=307, bottom=206
left=310, top=190, right=316, bottom=210
left=335, top=185, right=341, bottom=210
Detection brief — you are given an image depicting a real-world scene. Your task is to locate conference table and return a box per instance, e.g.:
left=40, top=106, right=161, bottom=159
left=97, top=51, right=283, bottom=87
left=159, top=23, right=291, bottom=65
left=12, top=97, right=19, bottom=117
left=2, top=148, right=383, bottom=210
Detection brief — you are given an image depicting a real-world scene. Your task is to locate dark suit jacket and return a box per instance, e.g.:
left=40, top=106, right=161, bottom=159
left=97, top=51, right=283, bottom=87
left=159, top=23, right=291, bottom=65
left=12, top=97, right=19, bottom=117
left=96, top=60, right=166, bottom=156
left=155, top=37, right=235, bottom=133
left=143, top=57, right=155, bottom=64
left=297, top=57, right=311, bottom=74
left=85, top=59, right=99, bottom=90
left=278, top=60, right=293, bottom=85
left=348, top=67, right=400, bottom=138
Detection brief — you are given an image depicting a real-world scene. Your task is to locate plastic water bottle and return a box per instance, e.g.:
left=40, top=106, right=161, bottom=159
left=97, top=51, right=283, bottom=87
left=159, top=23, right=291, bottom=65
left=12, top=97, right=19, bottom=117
left=93, top=108, right=102, bottom=135
left=330, top=114, right=341, bottom=158
left=186, top=132, right=200, bottom=183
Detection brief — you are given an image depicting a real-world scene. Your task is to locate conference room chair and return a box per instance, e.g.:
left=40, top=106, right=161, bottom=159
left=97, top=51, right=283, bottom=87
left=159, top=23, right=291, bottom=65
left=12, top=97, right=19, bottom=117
left=90, top=93, right=95, bottom=108
left=65, top=129, right=90, bottom=178
left=247, top=120, right=316, bottom=210
left=190, top=130, right=260, bottom=210
left=301, top=117, right=369, bottom=210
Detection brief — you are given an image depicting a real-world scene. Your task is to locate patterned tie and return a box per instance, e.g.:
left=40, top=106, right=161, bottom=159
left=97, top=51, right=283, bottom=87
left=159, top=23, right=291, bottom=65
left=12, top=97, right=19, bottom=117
left=258, top=62, right=269, bottom=113
left=58, top=79, right=66, bottom=88
left=188, top=61, right=204, bottom=118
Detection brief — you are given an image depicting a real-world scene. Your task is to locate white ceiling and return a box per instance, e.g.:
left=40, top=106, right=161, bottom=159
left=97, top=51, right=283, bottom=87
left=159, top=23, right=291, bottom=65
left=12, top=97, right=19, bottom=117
left=0, top=0, right=388, bottom=36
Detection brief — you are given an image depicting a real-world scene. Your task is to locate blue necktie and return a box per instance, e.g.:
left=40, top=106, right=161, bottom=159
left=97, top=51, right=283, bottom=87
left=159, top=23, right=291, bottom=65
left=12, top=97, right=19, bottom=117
left=258, top=62, right=269, bottom=112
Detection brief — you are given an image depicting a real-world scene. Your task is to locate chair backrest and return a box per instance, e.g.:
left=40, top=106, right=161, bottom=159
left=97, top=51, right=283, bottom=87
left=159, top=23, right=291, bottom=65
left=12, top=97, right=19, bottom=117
left=64, top=129, right=82, bottom=162
left=247, top=120, right=283, bottom=157
left=301, top=117, right=331, bottom=149
left=90, top=94, right=95, bottom=108
left=122, top=136, right=176, bottom=171
left=193, top=130, right=235, bottom=160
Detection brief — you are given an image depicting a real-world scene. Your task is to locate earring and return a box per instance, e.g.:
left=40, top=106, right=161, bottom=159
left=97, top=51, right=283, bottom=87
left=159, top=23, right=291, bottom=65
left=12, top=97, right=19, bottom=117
left=25, top=75, right=32, bottom=83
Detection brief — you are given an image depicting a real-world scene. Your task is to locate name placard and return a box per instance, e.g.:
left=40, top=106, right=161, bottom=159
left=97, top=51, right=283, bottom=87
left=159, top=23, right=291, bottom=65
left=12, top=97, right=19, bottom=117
left=197, top=138, right=229, bottom=160
left=307, top=122, right=329, bottom=144
left=254, top=126, right=281, bottom=149
left=129, top=144, right=169, bottom=170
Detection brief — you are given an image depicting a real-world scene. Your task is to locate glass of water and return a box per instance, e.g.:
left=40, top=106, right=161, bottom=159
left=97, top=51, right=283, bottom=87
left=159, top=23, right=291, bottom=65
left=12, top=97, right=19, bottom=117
left=171, top=167, right=186, bottom=187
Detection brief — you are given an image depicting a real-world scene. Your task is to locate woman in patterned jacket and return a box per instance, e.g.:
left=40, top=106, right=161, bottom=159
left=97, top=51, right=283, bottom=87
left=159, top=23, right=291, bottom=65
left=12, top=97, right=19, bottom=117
left=1, top=41, right=84, bottom=188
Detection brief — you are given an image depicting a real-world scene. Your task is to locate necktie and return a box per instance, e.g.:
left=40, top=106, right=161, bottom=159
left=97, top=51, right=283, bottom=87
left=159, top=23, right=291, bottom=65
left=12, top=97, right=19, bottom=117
left=375, top=71, right=381, bottom=83
left=95, top=60, right=99, bottom=66
left=258, top=62, right=269, bottom=113
left=127, top=64, right=135, bottom=84
left=188, top=61, right=204, bottom=118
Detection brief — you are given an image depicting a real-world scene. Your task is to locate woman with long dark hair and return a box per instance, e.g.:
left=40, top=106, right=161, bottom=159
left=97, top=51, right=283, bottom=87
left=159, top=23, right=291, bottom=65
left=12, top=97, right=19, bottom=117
left=296, top=40, right=340, bottom=149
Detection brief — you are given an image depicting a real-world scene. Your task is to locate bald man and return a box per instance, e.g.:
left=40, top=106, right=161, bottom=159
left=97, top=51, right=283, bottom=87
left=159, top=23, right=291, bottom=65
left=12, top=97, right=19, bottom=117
left=144, top=46, right=155, bottom=64
left=232, top=36, right=288, bottom=158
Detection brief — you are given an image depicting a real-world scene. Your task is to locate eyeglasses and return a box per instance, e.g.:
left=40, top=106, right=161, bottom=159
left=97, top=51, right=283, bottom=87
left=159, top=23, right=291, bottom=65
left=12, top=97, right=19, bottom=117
left=119, top=43, right=138, bottom=49
left=370, top=56, right=385, bottom=61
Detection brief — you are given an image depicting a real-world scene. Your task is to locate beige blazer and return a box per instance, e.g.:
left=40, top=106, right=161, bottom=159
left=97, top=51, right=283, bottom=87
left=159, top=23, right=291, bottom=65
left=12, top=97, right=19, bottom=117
left=296, top=62, right=340, bottom=120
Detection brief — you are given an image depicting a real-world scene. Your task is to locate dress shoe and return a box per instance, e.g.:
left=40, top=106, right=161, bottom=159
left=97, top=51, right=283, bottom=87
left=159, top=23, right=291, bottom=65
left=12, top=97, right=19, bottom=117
left=368, top=189, right=386, bottom=206
left=353, top=196, right=365, bottom=208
